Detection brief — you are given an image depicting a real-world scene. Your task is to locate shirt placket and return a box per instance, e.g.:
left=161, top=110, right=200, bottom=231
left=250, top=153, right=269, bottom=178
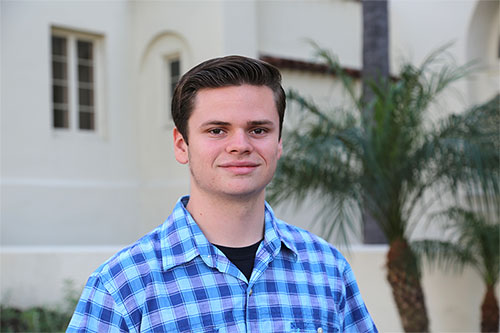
left=244, top=241, right=278, bottom=333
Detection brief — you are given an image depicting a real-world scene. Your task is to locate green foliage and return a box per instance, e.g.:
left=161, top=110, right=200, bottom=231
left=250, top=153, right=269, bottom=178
left=0, top=280, right=80, bottom=332
left=413, top=207, right=499, bottom=287
left=0, top=306, right=71, bottom=332
left=267, top=45, right=499, bottom=246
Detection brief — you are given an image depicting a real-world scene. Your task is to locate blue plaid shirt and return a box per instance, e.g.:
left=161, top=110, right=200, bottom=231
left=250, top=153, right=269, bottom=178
left=68, top=196, right=377, bottom=332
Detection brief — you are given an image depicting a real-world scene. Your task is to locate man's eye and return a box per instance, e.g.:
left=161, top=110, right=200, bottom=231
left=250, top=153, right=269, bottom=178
left=209, top=128, right=224, bottom=135
left=251, top=128, right=268, bottom=135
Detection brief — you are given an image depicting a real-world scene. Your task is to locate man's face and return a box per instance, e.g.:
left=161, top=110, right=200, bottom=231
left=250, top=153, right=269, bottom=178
left=173, top=84, right=282, bottom=200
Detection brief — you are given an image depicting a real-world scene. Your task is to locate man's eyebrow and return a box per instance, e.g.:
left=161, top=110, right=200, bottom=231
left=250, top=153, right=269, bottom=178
left=247, top=120, right=275, bottom=127
left=200, top=121, right=231, bottom=127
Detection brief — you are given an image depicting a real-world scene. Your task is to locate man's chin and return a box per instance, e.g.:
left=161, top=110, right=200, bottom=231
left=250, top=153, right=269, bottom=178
left=219, top=187, right=266, bottom=201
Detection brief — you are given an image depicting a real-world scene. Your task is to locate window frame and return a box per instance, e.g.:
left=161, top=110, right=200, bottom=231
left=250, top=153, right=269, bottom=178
left=50, top=27, right=104, bottom=136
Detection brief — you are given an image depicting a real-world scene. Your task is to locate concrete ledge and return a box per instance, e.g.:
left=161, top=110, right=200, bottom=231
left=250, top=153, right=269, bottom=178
left=1, top=246, right=121, bottom=308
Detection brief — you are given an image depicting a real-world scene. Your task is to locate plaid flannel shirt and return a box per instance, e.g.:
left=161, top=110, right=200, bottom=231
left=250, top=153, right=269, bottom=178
left=68, top=196, right=377, bottom=332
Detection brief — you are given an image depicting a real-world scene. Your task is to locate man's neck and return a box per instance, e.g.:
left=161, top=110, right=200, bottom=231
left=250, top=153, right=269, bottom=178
left=186, top=190, right=266, bottom=247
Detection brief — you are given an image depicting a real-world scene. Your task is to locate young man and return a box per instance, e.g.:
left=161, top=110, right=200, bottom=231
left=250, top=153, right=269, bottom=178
left=68, top=56, right=377, bottom=332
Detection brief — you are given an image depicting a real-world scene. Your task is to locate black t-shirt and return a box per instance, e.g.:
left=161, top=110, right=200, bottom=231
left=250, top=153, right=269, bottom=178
left=214, top=240, right=262, bottom=281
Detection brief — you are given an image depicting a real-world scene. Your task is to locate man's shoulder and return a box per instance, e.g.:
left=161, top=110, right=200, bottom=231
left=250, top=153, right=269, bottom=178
left=274, top=217, right=349, bottom=268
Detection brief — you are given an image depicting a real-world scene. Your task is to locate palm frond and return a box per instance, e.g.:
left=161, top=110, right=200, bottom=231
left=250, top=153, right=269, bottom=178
left=440, top=207, right=500, bottom=285
left=432, top=94, right=500, bottom=209
left=268, top=44, right=499, bottom=250
left=412, top=239, right=476, bottom=273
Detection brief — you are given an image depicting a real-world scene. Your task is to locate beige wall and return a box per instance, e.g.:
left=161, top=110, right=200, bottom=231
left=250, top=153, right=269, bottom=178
left=257, top=0, right=362, bottom=68
left=1, top=0, right=141, bottom=245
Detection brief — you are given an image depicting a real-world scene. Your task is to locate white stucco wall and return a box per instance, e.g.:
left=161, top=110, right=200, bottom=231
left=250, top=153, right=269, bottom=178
left=1, top=0, right=142, bottom=245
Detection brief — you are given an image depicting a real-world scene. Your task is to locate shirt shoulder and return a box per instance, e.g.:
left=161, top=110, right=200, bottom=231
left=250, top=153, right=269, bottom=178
left=274, top=217, right=349, bottom=273
left=68, top=220, right=170, bottom=332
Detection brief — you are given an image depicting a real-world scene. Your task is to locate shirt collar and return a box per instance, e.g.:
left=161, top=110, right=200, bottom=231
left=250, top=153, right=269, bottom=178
left=262, top=200, right=299, bottom=260
left=160, top=196, right=299, bottom=271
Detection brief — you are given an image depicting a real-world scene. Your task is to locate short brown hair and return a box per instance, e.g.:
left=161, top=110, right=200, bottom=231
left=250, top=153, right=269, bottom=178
left=171, top=55, right=286, bottom=144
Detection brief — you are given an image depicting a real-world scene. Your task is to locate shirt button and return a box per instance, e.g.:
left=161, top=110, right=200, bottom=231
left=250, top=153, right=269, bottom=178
left=317, top=328, right=323, bottom=333
left=248, top=289, right=253, bottom=296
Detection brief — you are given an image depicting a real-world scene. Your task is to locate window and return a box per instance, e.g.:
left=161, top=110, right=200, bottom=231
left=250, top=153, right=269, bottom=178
left=164, top=55, right=182, bottom=125
left=52, top=36, right=69, bottom=128
left=77, top=40, right=95, bottom=130
left=51, top=29, right=101, bottom=132
left=169, top=58, right=181, bottom=97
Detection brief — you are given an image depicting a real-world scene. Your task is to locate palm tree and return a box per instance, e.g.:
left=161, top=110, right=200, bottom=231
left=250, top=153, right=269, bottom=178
left=267, top=46, right=499, bottom=332
left=413, top=207, right=499, bottom=332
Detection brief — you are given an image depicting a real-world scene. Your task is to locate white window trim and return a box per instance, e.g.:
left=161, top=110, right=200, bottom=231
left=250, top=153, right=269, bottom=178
left=51, top=27, right=105, bottom=138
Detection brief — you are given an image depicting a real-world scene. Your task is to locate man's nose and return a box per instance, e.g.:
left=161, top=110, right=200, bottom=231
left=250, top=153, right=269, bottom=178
left=226, top=130, right=253, bottom=154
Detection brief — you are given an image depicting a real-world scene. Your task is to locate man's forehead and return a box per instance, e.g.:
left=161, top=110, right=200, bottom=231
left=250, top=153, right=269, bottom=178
left=191, top=85, right=277, bottom=112
left=194, top=84, right=274, bottom=100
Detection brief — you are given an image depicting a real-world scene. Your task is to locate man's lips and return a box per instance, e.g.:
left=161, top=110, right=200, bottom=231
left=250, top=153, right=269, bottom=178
left=219, top=161, right=260, bottom=174
left=219, top=161, right=260, bottom=168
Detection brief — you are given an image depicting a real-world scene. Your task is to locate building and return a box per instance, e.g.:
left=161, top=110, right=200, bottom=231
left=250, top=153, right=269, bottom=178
left=1, top=0, right=498, bottom=331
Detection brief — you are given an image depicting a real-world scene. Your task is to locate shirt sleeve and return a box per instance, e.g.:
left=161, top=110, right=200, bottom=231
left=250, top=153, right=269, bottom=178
left=341, top=262, right=378, bottom=332
left=67, top=274, right=131, bottom=333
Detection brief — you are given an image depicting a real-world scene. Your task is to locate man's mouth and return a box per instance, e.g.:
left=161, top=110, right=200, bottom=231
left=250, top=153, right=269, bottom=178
left=219, top=161, right=260, bottom=174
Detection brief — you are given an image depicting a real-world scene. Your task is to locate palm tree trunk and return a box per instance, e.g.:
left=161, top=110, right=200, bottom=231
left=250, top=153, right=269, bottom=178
left=361, top=0, right=389, bottom=244
left=387, top=238, right=430, bottom=332
left=481, top=284, right=499, bottom=332
left=361, top=0, right=389, bottom=107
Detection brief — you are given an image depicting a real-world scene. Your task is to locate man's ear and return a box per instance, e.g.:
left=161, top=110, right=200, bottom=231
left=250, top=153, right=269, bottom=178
left=173, top=127, right=189, bottom=164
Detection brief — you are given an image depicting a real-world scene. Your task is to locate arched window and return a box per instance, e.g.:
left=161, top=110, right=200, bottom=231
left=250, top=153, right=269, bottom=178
left=139, top=32, right=192, bottom=129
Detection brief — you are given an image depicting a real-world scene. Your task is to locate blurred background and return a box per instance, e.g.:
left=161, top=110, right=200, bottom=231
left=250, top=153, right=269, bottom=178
left=1, top=0, right=499, bottom=331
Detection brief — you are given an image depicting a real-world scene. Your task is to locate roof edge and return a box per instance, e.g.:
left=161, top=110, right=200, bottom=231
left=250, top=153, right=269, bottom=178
left=259, top=54, right=361, bottom=79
